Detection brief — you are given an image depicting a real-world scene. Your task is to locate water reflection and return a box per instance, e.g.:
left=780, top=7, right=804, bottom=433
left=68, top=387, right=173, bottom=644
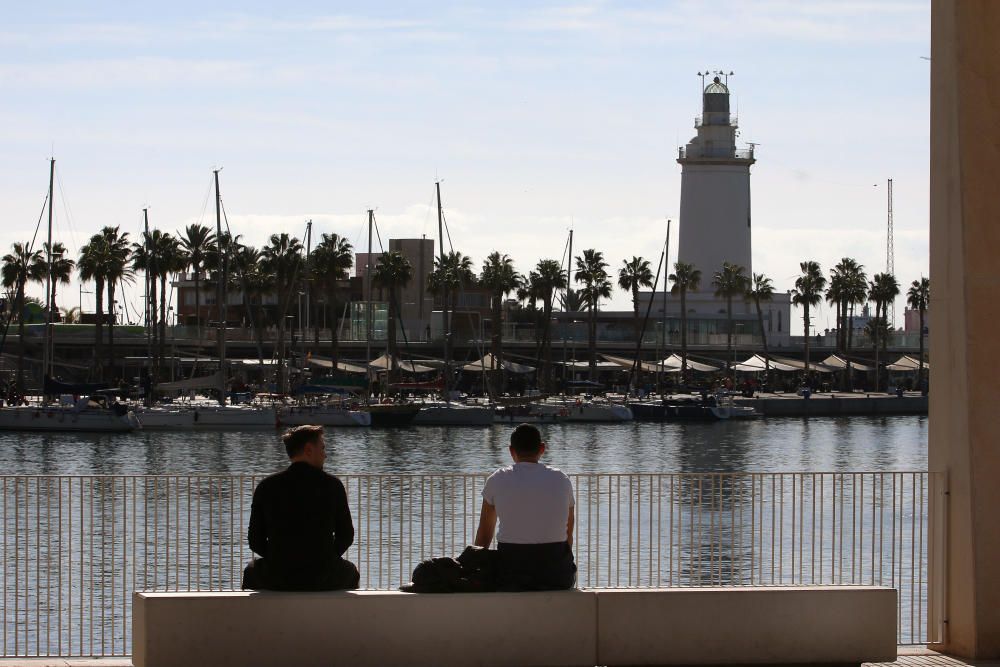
left=0, top=417, right=927, bottom=477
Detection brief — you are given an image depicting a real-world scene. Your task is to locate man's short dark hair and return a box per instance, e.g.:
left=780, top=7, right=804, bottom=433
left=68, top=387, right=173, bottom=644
left=510, top=423, right=543, bottom=456
left=282, top=425, right=324, bottom=458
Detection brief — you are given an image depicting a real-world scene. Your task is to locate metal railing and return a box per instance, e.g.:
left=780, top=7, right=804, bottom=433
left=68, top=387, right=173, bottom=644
left=1, top=471, right=944, bottom=657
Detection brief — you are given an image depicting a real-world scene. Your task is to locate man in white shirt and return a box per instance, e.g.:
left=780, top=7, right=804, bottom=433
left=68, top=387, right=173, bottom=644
left=474, top=424, right=576, bottom=590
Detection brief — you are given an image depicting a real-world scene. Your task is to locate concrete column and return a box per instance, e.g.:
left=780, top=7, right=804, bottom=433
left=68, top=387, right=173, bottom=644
left=929, top=0, right=1000, bottom=658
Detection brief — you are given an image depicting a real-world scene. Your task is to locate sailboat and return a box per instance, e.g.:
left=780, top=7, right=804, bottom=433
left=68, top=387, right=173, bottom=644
left=408, top=182, right=493, bottom=427
left=0, top=158, right=138, bottom=432
left=134, top=170, right=276, bottom=430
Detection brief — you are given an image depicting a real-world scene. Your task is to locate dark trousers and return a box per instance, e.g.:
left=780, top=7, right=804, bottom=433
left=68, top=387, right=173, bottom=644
left=496, top=541, right=576, bottom=592
left=242, top=557, right=360, bottom=591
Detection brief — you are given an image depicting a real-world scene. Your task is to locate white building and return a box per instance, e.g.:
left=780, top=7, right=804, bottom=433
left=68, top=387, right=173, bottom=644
left=639, top=73, right=792, bottom=347
left=677, top=75, right=754, bottom=276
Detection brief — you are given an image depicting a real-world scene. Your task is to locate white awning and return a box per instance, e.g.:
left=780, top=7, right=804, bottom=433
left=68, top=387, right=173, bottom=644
left=462, top=353, right=536, bottom=374
left=600, top=354, right=681, bottom=374
left=655, top=354, right=720, bottom=373
left=886, top=355, right=929, bottom=371
left=369, top=353, right=436, bottom=374
left=554, top=360, right=624, bottom=370
left=733, top=354, right=806, bottom=373
left=768, top=356, right=836, bottom=373
left=820, top=355, right=875, bottom=372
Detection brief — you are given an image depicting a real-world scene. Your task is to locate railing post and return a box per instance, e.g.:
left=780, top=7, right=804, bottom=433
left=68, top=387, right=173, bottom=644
left=927, top=470, right=949, bottom=645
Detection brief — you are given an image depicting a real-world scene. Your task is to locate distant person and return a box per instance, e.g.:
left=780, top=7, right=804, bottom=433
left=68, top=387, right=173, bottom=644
left=474, top=424, right=576, bottom=591
left=243, top=425, right=359, bottom=591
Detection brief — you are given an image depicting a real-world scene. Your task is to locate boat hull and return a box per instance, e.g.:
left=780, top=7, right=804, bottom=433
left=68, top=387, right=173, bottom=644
left=137, top=406, right=278, bottom=429
left=0, top=407, right=137, bottom=432
left=630, top=401, right=720, bottom=422
left=412, top=405, right=494, bottom=426
left=279, top=407, right=372, bottom=427
left=364, top=404, right=420, bottom=427
left=537, top=402, right=633, bottom=422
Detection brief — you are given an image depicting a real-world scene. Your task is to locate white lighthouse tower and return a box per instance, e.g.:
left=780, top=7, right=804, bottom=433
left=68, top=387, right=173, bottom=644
left=677, top=72, right=754, bottom=277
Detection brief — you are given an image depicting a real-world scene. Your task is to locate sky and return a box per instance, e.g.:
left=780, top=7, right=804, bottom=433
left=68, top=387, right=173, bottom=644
left=0, top=1, right=930, bottom=333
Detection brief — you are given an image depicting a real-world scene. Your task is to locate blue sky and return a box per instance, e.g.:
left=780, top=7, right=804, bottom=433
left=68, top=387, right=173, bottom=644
left=0, top=1, right=929, bottom=331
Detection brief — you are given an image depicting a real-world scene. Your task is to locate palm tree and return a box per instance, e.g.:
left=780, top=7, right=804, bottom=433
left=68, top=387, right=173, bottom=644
left=77, top=234, right=108, bottom=379
left=574, top=249, right=612, bottom=381
left=906, top=277, right=930, bottom=388
left=480, top=252, right=522, bottom=393
left=33, top=242, right=74, bottom=322
left=669, top=261, right=701, bottom=379
left=532, top=260, right=567, bottom=392
left=826, top=269, right=846, bottom=353
left=179, top=224, right=216, bottom=332
left=97, top=226, right=132, bottom=380
left=157, top=235, right=186, bottom=377
left=2, top=243, right=44, bottom=391
left=205, top=230, right=239, bottom=332
left=866, top=272, right=901, bottom=391
left=559, top=288, right=585, bottom=312
left=712, top=262, right=748, bottom=379
left=827, top=258, right=865, bottom=355
left=869, top=273, right=901, bottom=354
left=791, top=261, right=827, bottom=377
left=60, top=306, right=82, bottom=324
left=428, top=251, right=475, bottom=388
left=518, top=270, right=543, bottom=359
left=373, top=251, right=413, bottom=385
left=838, top=259, right=869, bottom=390
left=310, top=233, right=354, bottom=371
left=234, top=244, right=271, bottom=367
left=132, top=232, right=158, bottom=375
left=262, top=233, right=304, bottom=393
left=133, top=229, right=177, bottom=377
left=746, top=273, right=775, bottom=378
left=618, top=256, right=654, bottom=347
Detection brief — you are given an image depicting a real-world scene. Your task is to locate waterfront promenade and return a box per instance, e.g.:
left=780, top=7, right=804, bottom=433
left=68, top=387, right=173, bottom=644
left=1, top=648, right=999, bottom=666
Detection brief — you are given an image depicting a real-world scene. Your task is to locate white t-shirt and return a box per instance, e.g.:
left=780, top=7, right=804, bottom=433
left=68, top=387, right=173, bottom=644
left=482, top=462, right=574, bottom=544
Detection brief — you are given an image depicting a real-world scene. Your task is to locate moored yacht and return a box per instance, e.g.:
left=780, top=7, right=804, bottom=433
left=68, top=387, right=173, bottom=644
left=0, top=399, right=138, bottom=432
left=136, top=403, right=278, bottom=429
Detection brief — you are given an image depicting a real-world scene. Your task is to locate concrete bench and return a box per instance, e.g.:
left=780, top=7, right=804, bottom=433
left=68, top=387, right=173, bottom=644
left=133, top=586, right=896, bottom=667
left=595, top=587, right=897, bottom=666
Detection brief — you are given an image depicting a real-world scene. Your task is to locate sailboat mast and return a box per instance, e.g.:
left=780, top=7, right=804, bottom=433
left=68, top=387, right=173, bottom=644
left=435, top=181, right=450, bottom=399
left=305, top=219, right=312, bottom=351
left=659, top=219, right=671, bottom=393
left=43, top=157, right=55, bottom=386
left=143, top=208, right=152, bottom=371
left=566, top=227, right=573, bottom=305
left=366, top=210, right=373, bottom=379
left=214, top=169, right=226, bottom=406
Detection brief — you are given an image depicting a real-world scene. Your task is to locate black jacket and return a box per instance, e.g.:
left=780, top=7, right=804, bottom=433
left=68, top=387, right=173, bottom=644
left=248, top=462, right=354, bottom=589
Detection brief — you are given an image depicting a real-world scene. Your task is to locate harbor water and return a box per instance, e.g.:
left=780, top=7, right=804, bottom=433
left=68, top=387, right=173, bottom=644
left=2, top=417, right=934, bottom=656
left=0, top=416, right=927, bottom=476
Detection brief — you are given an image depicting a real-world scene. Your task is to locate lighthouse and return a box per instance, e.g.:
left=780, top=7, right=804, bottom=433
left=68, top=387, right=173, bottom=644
left=676, top=73, right=754, bottom=277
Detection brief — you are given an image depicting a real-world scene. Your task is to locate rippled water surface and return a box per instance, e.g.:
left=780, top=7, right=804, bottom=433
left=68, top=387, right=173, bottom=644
left=0, top=416, right=928, bottom=476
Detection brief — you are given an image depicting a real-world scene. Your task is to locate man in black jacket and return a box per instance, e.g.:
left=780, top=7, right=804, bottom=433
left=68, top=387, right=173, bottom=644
left=243, top=425, right=360, bottom=591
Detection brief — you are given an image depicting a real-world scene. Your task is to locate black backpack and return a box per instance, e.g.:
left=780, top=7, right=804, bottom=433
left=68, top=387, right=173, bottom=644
left=401, top=546, right=498, bottom=593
